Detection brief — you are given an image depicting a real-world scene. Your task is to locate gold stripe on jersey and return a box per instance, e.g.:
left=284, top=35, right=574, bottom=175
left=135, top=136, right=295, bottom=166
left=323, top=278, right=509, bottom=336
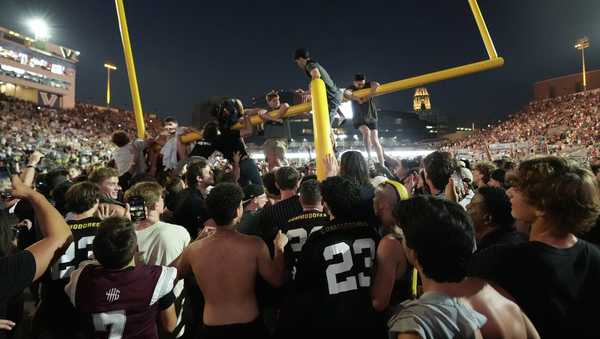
left=69, top=222, right=101, bottom=230
left=287, top=212, right=328, bottom=223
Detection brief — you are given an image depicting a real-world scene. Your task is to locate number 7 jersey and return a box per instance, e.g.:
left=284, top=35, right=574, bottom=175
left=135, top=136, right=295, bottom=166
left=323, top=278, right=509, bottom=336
left=65, top=262, right=177, bottom=339
left=292, top=221, right=385, bottom=334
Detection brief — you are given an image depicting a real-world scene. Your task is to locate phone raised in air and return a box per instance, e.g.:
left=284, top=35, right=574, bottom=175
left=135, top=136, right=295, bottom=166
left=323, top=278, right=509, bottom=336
left=0, top=164, right=13, bottom=200
left=127, top=195, right=146, bottom=222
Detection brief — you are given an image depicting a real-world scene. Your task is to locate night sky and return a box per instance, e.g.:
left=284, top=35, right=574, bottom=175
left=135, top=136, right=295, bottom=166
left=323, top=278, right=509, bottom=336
left=1, top=0, right=598, bottom=126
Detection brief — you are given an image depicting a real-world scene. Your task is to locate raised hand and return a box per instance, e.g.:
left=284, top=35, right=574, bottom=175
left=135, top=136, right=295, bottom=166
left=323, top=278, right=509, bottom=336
left=274, top=230, right=289, bottom=252
left=10, top=175, right=35, bottom=200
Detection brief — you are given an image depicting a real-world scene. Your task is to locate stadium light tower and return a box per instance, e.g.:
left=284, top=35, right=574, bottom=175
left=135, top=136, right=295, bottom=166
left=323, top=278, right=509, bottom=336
left=574, top=37, right=590, bottom=91
left=27, top=18, right=50, bottom=40
left=104, top=63, right=117, bottom=107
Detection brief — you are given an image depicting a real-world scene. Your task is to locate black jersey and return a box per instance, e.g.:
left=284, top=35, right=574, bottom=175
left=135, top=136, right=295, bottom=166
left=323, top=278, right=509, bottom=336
left=251, top=195, right=303, bottom=252
left=35, top=217, right=102, bottom=337
left=282, top=210, right=329, bottom=276
left=50, top=217, right=102, bottom=281
left=290, top=220, right=385, bottom=334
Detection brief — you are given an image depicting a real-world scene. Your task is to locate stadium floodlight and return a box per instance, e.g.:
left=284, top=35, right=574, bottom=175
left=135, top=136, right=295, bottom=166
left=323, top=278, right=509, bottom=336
left=104, top=63, right=118, bottom=107
left=574, top=37, right=590, bottom=91
left=27, top=18, right=50, bottom=40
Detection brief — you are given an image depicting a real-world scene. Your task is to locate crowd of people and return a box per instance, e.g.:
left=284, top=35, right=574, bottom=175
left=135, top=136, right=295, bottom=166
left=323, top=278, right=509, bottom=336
left=444, top=89, right=600, bottom=161
left=1, top=54, right=600, bottom=337
left=0, top=93, right=161, bottom=174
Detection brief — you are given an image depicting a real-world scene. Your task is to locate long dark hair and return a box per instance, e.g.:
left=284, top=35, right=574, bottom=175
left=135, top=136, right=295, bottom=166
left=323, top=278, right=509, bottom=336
left=340, top=151, right=370, bottom=186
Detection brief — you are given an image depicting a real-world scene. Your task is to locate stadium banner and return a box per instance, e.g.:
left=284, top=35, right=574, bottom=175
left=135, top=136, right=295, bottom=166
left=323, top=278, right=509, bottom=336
left=514, top=142, right=530, bottom=150
left=489, top=142, right=530, bottom=152
left=489, top=143, right=512, bottom=151
left=456, top=150, right=474, bottom=160
left=38, top=91, right=62, bottom=108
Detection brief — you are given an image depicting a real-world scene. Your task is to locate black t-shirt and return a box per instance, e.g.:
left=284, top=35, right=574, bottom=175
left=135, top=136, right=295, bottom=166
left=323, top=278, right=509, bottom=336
left=347, top=83, right=377, bottom=123
left=41, top=217, right=101, bottom=300
left=173, top=187, right=210, bottom=237
left=476, top=227, right=527, bottom=251
left=0, top=250, right=35, bottom=338
left=263, top=116, right=289, bottom=141
left=289, top=220, right=385, bottom=333
left=37, top=217, right=101, bottom=333
left=213, top=129, right=248, bottom=162
left=252, top=196, right=303, bottom=250
left=249, top=196, right=303, bottom=309
left=282, top=210, right=330, bottom=276
left=0, top=250, right=35, bottom=303
left=469, top=239, right=600, bottom=338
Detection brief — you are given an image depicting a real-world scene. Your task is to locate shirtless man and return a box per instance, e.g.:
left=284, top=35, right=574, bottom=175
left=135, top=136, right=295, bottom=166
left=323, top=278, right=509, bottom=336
left=176, top=183, right=287, bottom=338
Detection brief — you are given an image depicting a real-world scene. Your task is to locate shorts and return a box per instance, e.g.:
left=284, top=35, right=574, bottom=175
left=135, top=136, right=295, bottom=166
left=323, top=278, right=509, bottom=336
left=198, top=318, right=270, bottom=339
left=354, top=120, right=378, bottom=131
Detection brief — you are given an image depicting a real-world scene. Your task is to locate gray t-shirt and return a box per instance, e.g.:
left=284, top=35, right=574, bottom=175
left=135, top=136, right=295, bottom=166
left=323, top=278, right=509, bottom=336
left=388, top=292, right=486, bottom=339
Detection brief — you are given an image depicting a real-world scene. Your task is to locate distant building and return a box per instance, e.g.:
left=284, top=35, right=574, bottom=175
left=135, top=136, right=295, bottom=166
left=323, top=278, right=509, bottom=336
left=413, top=87, right=432, bottom=111
left=0, top=26, right=79, bottom=109
left=533, top=69, right=600, bottom=100
left=411, top=87, right=452, bottom=137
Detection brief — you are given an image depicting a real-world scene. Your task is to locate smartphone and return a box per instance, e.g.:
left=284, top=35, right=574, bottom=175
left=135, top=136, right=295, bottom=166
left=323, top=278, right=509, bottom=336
left=0, top=165, right=12, bottom=199
left=127, top=196, right=146, bottom=222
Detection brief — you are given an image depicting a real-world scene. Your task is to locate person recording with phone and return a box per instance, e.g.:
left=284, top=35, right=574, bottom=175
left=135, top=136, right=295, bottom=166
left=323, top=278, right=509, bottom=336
left=124, top=182, right=190, bottom=338
left=0, top=176, right=71, bottom=338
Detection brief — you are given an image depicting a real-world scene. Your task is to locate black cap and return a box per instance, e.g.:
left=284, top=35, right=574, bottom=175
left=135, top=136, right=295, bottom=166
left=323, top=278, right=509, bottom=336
left=294, top=48, right=310, bottom=60
left=243, top=184, right=265, bottom=203
left=354, top=73, right=366, bottom=81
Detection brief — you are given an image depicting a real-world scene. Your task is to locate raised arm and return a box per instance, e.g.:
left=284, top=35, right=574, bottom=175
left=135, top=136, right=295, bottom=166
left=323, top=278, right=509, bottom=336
left=20, top=151, right=44, bottom=187
left=11, top=176, right=71, bottom=281
left=310, top=68, right=321, bottom=80
left=275, top=103, right=290, bottom=120
left=239, top=114, right=254, bottom=138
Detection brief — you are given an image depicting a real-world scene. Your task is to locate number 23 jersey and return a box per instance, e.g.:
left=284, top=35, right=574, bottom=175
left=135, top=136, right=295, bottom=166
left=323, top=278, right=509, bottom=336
left=293, top=221, right=383, bottom=331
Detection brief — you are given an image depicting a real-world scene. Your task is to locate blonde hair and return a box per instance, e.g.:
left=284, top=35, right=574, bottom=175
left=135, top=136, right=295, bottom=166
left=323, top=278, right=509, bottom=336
left=263, top=139, right=287, bottom=161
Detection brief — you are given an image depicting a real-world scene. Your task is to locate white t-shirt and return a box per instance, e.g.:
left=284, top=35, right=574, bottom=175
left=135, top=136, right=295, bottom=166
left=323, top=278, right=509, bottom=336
left=135, top=221, right=190, bottom=338
left=136, top=221, right=190, bottom=272
left=113, top=140, right=148, bottom=177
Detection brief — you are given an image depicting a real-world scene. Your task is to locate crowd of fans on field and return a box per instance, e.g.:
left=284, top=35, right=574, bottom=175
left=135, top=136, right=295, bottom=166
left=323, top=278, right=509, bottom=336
left=0, top=90, right=599, bottom=339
